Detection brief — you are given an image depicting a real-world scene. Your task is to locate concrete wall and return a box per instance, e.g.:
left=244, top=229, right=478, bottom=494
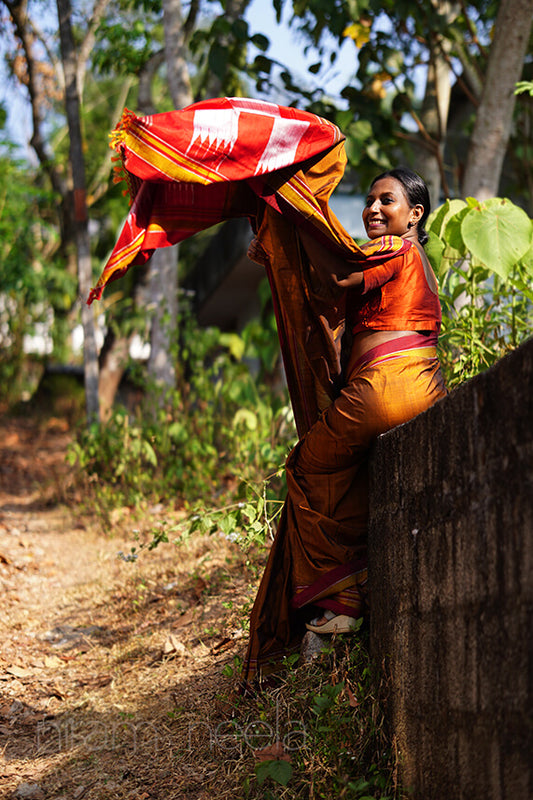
left=368, top=338, right=533, bottom=800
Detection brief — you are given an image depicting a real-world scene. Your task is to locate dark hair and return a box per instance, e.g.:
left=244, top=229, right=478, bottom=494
left=369, top=167, right=431, bottom=246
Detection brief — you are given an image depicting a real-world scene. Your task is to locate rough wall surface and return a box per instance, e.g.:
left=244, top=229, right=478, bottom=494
left=368, top=338, right=533, bottom=800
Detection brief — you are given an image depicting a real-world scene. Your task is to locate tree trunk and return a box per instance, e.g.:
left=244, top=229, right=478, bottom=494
left=162, top=0, right=194, bottom=111
left=98, top=330, right=132, bottom=422
left=146, top=246, right=179, bottom=392
left=461, top=0, right=533, bottom=199
left=57, top=0, right=100, bottom=425
left=141, top=0, right=194, bottom=399
left=413, top=1, right=459, bottom=205
left=95, top=53, right=164, bottom=419
left=414, top=52, right=452, bottom=206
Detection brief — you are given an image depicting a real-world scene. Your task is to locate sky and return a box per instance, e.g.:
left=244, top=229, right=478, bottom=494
left=244, top=0, right=358, bottom=101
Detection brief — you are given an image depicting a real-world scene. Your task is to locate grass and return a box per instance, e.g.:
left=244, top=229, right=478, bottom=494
left=0, top=415, right=401, bottom=800
left=214, top=633, right=399, bottom=800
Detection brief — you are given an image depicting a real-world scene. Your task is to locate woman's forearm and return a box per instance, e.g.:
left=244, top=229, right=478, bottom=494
left=298, top=228, right=364, bottom=289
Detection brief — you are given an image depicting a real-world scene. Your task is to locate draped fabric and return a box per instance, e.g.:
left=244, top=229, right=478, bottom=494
left=89, top=97, right=409, bottom=434
left=89, top=99, right=447, bottom=687
left=242, top=336, right=447, bottom=684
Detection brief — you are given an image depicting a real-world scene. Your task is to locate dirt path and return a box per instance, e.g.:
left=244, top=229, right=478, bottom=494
left=0, top=417, right=262, bottom=800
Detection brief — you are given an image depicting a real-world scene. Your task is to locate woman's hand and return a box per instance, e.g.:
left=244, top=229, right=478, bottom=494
left=298, top=228, right=364, bottom=290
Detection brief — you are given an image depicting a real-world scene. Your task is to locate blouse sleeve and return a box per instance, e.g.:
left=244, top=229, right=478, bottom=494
left=361, top=253, right=403, bottom=294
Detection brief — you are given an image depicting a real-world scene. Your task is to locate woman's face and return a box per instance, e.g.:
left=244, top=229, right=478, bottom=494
left=362, top=176, right=422, bottom=241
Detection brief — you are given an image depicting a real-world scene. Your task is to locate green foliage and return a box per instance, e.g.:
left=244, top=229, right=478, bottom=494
left=515, top=80, right=533, bottom=96
left=93, top=11, right=164, bottom=76
left=189, top=13, right=256, bottom=99
left=428, top=197, right=533, bottom=387
left=184, top=471, right=285, bottom=550
left=68, top=304, right=295, bottom=518
left=230, top=633, right=399, bottom=798
left=248, top=1, right=531, bottom=201
left=255, top=758, right=293, bottom=787
left=0, top=154, right=77, bottom=403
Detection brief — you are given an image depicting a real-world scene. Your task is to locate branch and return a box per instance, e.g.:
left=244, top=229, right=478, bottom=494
left=76, top=0, right=113, bottom=98
left=183, top=0, right=199, bottom=38
left=448, top=34, right=484, bottom=101
left=26, top=14, right=64, bottom=93
left=137, top=49, right=165, bottom=114
left=458, top=0, right=489, bottom=60
left=3, top=0, right=66, bottom=200
left=433, top=36, right=480, bottom=108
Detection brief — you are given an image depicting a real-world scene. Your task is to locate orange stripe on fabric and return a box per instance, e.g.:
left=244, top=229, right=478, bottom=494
left=123, top=127, right=225, bottom=185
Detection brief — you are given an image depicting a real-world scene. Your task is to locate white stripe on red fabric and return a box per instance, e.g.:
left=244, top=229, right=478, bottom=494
left=256, top=117, right=310, bottom=175
left=186, top=108, right=241, bottom=157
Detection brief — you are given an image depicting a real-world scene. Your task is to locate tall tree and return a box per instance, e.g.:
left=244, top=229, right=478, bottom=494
left=143, top=0, right=195, bottom=397
left=56, top=0, right=100, bottom=422
left=256, top=0, right=532, bottom=203
left=1, top=0, right=119, bottom=415
left=461, top=0, right=533, bottom=199
left=412, top=1, right=458, bottom=205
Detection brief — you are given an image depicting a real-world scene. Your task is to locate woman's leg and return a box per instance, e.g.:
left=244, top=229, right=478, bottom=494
left=242, top=353, right=446, bottom=684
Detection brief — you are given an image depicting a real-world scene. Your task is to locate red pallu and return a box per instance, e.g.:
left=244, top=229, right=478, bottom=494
left=90, top=96, right=409, bottom=435
left=89, top=97, right=346, bottom=303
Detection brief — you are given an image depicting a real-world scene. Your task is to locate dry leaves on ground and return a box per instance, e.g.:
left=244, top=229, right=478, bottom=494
left=0, top=416, right=265, bottom=800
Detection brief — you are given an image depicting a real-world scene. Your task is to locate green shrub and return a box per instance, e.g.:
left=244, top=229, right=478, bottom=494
left=427, top=197, right=533, bottom=387
left=68, top=303, right=295, bottom=521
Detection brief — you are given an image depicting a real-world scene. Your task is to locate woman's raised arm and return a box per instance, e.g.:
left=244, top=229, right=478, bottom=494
left=298, top=228, right=364, bottom=290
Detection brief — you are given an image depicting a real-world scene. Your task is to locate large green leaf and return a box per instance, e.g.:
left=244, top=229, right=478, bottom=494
left=518, top=239, right=533, bottom=278
left=461, top=199, right=533, bottom=279
left=438, top=206, right=469, bottom=272
left=425, top=230, right=445, bottom=276
left=427, top=198, right=466, bottom=238
left=444, top=206, right=470, bottom=255
left=255, top=759, right=293, bottom=787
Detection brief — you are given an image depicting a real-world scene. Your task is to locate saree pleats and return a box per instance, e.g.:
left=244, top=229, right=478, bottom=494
left=242, top=340, right=447, bottom=685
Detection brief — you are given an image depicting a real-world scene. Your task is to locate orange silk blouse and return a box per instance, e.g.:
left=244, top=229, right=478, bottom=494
left=350, top=242, right=441, bottom=334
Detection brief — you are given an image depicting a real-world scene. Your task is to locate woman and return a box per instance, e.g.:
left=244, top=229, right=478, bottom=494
left=242, top=167, right=447, bottom=684
left=87, top=101, right=444, bottom=685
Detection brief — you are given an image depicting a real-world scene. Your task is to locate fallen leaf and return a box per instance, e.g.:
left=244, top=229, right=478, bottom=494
left=193, top=577, right=207, bottom=598
left=45, top=683, right=66, bottom=699
left=212, top=636, right=233, bottom=652
left=253, top=741, right=291, bottom=763
left=76, top=674, right=112, bottom=689
left=162, top=634, right=187, bottom=658
left=213, top=629, right=243, bottom=653
left=44, top=655, right=64, bottom=669
left=6, top=665, right=33, bottom=679
left=346, top=684, right=359, bottom=708
left=175, top=608, right=195, bottom=627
